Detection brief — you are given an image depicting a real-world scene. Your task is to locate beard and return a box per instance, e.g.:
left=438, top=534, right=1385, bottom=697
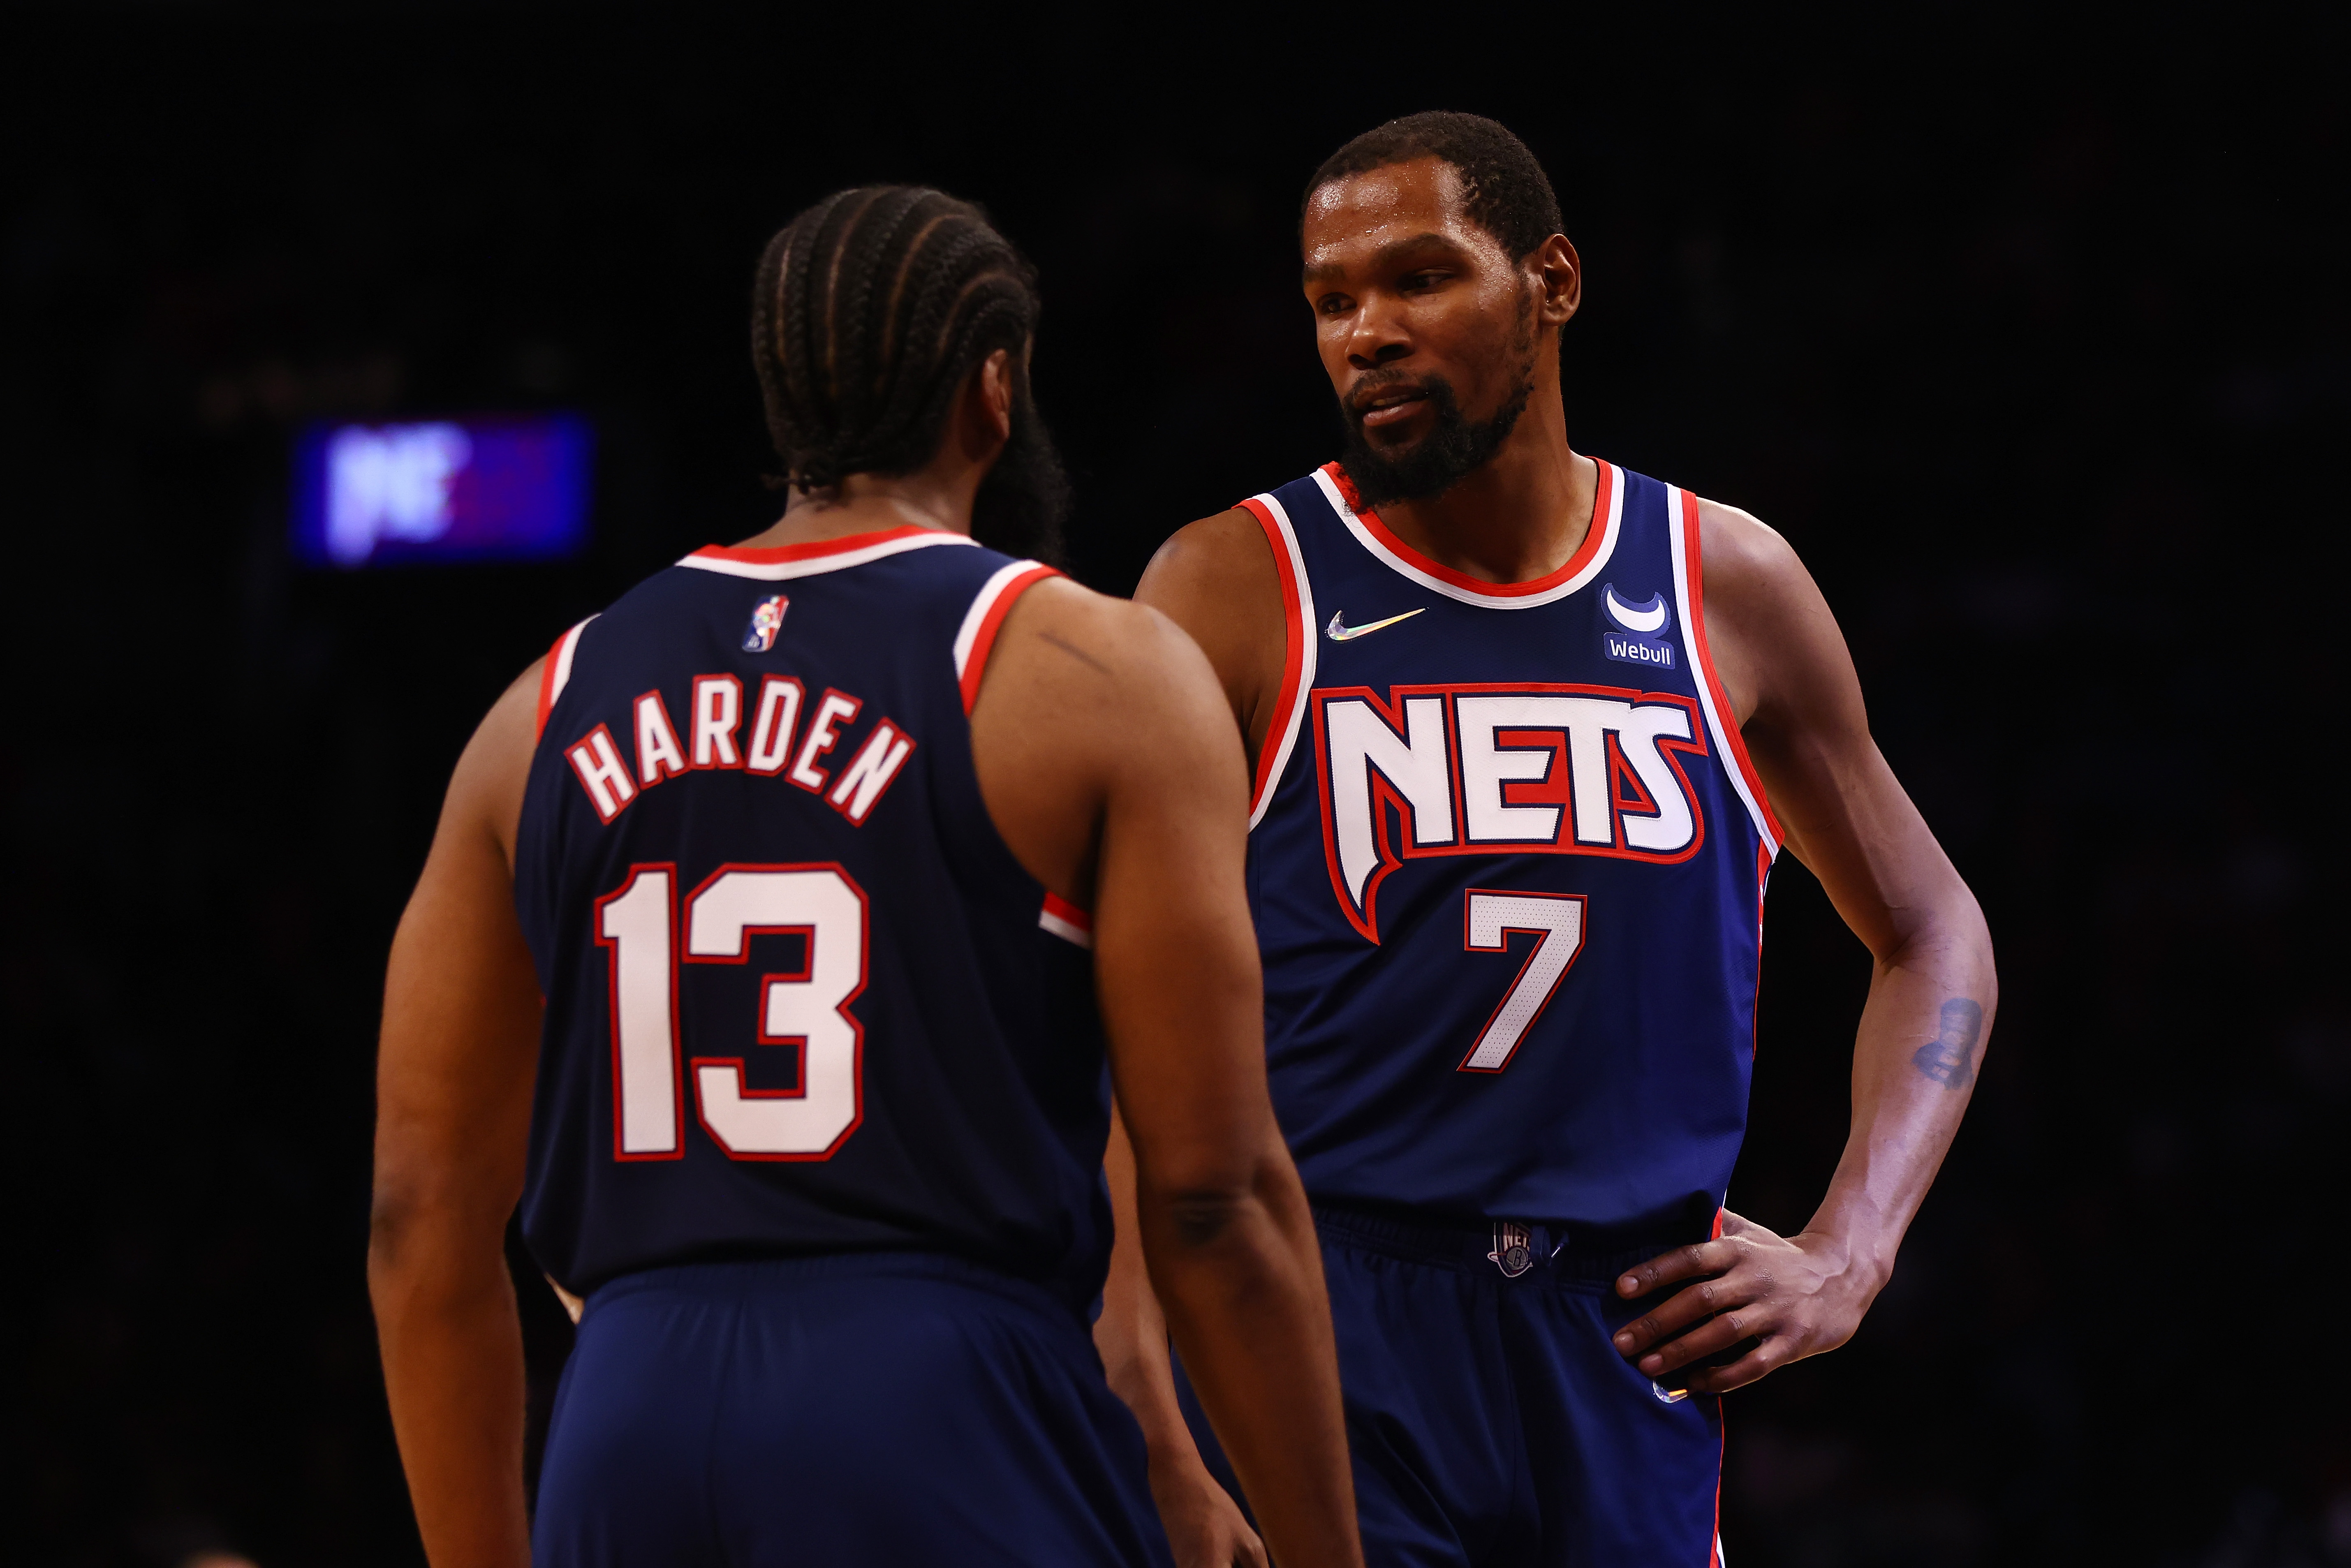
left=970, top=392, right=1072, bottom=565
left=1334, top=290, right=1540, bottom=509
left=1335, top=374, right=1531, bottom=508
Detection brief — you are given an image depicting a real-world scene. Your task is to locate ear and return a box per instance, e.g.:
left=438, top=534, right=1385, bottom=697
left=976, top=347, right=1015, bottom=444
left=1533, top=234, right=1581, bottom=328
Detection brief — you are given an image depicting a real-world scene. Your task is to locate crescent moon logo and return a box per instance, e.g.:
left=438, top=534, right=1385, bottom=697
left=1602, top=584, right=1669, bottom=635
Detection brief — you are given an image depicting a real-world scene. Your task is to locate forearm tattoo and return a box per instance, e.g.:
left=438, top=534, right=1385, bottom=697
left=1911, top=998, right=1983, bottom=1089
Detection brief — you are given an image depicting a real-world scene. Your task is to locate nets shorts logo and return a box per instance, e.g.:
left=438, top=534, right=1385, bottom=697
left=1488, top=1221, right=1535, bottom=1277
left=1600, top=584, right=1675, bottom=670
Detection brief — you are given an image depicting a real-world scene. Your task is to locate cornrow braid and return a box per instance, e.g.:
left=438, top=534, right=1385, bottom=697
left=751, top=186, right=1044, bottom=495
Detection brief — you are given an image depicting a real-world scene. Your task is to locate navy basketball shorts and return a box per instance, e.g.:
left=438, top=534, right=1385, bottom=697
left=1180, top=1206, right=1725, bottom=1568
left=535, top=1252, right=1174, bottom=1567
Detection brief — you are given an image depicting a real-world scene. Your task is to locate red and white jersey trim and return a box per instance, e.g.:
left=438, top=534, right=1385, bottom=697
left=1239, top=491, right=1318, bottom=829
left=1314, top=460, right=1622, bottom=609
left=1668, top=486, right=1782, bottom=856
left=952, top=559, right=1063, bottom=715
left=677, top=525, right=978, bottom=582
left=1038, top=892, right=1092, bottom=948
left=535, top=614, right=599, bottom=742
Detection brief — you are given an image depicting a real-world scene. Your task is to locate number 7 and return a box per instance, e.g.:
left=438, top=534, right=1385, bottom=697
left=1460, top=889, right=1587, bottom=1073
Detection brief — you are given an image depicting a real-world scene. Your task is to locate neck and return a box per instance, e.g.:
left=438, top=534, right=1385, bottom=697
left=737, top=467, right=981, bottom=551
left=1370, top=375, right=1595, bottom=584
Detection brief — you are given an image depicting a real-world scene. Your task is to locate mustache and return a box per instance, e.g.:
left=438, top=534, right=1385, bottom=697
left=1342, top=369, right=1460, bottom=423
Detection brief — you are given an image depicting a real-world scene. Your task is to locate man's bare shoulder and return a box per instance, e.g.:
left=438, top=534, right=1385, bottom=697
left=1136, top=506, right=1277, bottom=608
left=967, top=573, right=1246, bottom=900
left=441, top=656, right=547, bottom=864
left=1695, top=497, right=1807, bottom=607
left=993, top=576, right=1222, bottom=715
left=1694, top=496, right=1842, bottom=650
left=1133, top=509, right=1286, bottom=743
left=1692, top=495, right=1861, bottom=734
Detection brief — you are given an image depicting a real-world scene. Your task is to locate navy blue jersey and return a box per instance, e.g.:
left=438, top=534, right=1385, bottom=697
left=1240, top=463, right=1779, bottom=1235
left=513, top=526, right=1110, bottom=1307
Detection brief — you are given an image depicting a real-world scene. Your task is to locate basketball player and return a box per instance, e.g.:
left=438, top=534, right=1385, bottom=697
left=368, top=188, right=1361, bottom=1568
left=1098, top=114, right=1998, bottom=1566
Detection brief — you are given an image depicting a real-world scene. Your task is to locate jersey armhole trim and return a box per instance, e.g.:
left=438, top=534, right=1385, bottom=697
left=953, top=560, right=1064, bottom=715
left=1038, top=892, right=1093, bottom=948
left=534, top=615, right=598, bottom=743
left=1669, top=488, right=1782, bottom=854
left=1240, top=493, right=1317, bottom=829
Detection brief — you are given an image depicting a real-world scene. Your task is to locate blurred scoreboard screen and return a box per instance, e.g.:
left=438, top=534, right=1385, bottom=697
left=291, top=414, right=592, bottom=568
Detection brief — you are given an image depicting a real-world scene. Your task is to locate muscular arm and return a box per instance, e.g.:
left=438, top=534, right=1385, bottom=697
left=1081, top=517, right=1296, bottom=1563
left=971, top=582, right=1358, bottom=1568
left=1609, top=502, right=1997, bottom=1391
left=368, top=664, right=543, bottom=1568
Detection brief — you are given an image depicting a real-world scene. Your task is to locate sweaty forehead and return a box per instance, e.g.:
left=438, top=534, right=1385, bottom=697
left=1301, top=157, right=1486, bottom=276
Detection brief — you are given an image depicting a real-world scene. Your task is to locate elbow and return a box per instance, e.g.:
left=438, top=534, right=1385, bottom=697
left=1158, top=1186, right=1258, bottom=1250
left=367, top=1182, right=424, bottom=1288
left=1139, top=1140, right=1298, bottom=1253
left=1955, top=881, right=1997, bottom=1002
left=1883, top=878, right=1997, bottom=989
left=365, top=1176, right=474, bottom=1288
left=366, top=1180, right=516, bottom=1325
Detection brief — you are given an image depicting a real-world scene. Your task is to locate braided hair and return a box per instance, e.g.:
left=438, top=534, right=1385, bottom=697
left=751, top=186, right=1045, bottom=495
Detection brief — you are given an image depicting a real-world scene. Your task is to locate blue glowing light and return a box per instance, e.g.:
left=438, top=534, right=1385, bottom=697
left=291, top=414, right=591, bottom=568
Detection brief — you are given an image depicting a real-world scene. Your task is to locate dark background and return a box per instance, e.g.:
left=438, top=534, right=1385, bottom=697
left=7, top=7, right=2344, bottom=1565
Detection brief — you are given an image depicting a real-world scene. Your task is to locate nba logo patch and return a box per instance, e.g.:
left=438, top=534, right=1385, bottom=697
left=743, top=593, right=788, bottom=652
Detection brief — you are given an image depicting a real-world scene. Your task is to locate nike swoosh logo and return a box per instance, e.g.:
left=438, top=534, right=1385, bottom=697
left=1325, top=608, right=1425, bottom=642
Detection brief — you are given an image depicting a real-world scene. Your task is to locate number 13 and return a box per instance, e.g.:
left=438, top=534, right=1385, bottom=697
left=596, top=862, right=868, bottom=1161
